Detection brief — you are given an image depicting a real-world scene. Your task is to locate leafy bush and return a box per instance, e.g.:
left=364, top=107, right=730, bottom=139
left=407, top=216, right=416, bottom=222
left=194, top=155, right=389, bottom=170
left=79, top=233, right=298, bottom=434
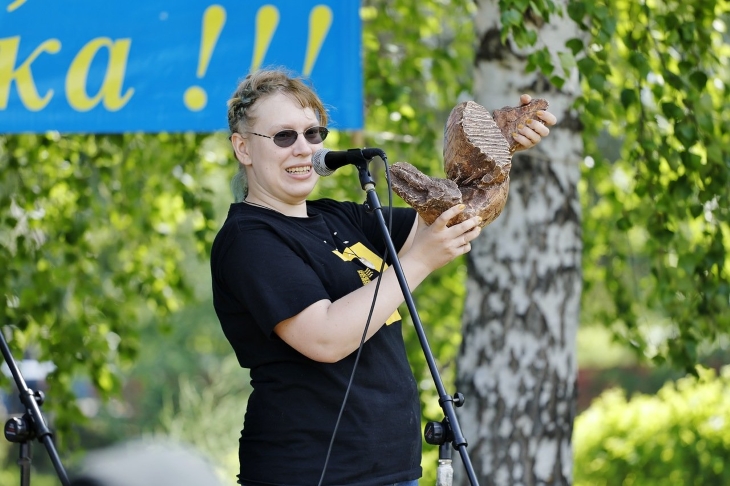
left=155, top=353, right=250, bottom=483
left=574, top=366, right=730, bottom=485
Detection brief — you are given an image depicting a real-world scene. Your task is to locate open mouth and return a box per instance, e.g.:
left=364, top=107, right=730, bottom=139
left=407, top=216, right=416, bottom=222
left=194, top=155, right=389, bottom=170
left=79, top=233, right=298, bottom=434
left=286, top=166, right=311, bottom=174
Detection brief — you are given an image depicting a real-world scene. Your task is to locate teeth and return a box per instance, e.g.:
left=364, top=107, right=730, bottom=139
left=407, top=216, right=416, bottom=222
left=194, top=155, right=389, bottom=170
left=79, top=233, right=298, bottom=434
left=286, top=166, right=310, bottom=174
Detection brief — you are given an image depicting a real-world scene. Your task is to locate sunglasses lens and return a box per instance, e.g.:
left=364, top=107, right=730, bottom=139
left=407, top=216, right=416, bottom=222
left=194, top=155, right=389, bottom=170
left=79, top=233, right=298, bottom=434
left=270, top=127, right=328, bottom=147
left=272, top=130, right=299, bottom=148
left=304, top=127, right=328, bottom=144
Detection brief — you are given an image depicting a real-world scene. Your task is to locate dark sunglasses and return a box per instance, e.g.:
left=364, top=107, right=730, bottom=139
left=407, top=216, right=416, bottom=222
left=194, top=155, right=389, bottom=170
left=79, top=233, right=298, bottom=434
left=246, top=126, right=329, bottom=148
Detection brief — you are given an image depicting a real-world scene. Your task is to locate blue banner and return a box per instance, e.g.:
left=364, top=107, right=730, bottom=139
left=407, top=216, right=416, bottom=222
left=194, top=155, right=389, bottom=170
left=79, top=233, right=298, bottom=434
left=0, top=1, right=362, bottom=133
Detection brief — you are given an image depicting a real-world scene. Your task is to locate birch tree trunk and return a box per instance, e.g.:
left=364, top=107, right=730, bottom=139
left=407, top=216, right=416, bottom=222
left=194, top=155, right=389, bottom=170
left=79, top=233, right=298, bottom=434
left=454, top=2, right=584, bottom=484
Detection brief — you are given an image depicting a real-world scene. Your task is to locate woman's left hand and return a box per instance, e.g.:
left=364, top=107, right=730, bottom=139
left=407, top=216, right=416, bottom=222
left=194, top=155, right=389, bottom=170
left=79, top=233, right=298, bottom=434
left=512, top=94, right=558, bottom=151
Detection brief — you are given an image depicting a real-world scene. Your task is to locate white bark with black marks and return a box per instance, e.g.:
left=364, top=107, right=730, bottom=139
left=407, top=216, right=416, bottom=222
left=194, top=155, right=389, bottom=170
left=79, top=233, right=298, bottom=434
left=454, top=1, right=584, bottom=485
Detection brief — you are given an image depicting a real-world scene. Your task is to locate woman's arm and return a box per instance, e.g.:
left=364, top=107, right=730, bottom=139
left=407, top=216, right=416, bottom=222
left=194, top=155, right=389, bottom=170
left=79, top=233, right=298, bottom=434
left=274, top=204, right=480, bottom=362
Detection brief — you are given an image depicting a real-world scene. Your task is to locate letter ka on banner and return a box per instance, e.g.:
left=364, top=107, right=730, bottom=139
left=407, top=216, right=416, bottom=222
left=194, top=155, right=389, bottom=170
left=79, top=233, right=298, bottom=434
left=0, top=1, right=362, bottom=133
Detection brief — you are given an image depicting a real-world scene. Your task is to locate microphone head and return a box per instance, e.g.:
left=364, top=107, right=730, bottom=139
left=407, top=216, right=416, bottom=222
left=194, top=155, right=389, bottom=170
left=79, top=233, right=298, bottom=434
left=312, top=148, right=334, bottom=176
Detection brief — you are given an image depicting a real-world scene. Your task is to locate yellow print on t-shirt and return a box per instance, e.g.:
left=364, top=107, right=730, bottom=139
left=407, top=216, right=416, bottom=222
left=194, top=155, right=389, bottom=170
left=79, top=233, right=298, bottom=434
left=333, top=242, right=401, bottom=325
left=357, top=268, right=375, bottom=285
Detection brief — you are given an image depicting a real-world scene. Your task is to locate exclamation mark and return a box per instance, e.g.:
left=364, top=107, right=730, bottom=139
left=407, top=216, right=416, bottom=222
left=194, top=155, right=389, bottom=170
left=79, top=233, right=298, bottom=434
left=250, top=6, right=279, bottom=72
left=184, top=5, right=226, bottom=111
left=7, top=0, right=28, bottom=12
left=303, top=6, right=332, bottom=76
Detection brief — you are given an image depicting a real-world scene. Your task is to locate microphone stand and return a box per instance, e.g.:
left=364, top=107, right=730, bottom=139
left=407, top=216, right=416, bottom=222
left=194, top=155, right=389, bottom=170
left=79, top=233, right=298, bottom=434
left=353, top=152, right=479, bottom=486
left=1, top=328, right=70, bottom=486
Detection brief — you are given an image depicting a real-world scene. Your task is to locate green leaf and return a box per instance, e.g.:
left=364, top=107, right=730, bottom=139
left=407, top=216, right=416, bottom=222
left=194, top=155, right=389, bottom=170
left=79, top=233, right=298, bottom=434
left=566, top=2, right=587, bottom=25
left=662, top=12, right=680, bottom=31
left=665, top=72, right=685, bottom=90
left=689, top=205, right=704, bottom=218
left=501, top=9, right=522, bottom=28
left=661, top=102, right=684, bottom=120
left=588, top=73, right=606, bottom=91
left=620, top=89, right=637, bottom=109
left=577, top=56, right=597, bottom=76
left=566, top=38, right=585, bottom=56
left=558, top=50, right=577, bottom=72
left=550, top=75, right=566, bottom=89
left=675, top=122, right=698, bottom=147
left=628, top=51, right=650, bottom=79
left=616, top=216, right=632, bottom=231
left=689, top=71, right=708, bottom=91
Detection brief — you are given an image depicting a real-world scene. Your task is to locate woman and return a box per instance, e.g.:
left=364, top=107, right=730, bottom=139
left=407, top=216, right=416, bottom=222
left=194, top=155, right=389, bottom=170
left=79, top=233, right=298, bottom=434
left=211, top=68, right=556, bottom=486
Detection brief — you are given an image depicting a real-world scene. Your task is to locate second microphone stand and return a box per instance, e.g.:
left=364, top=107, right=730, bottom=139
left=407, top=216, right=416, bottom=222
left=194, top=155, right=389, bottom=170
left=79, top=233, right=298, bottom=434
left=352, top=152, right=479, bottom=486
left=1, top=328, right=70, bottom=486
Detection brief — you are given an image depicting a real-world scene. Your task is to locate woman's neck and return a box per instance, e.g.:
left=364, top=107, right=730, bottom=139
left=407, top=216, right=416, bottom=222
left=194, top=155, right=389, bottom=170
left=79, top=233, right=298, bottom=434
left=243, top=195, right=308, bottom=217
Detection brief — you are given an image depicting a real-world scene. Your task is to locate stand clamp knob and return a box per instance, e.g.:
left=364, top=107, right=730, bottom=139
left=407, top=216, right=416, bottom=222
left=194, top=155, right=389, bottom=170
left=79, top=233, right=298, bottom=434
left=424, top=419, right=453, bottom=446
left=4, top=414, right=35, bottom=443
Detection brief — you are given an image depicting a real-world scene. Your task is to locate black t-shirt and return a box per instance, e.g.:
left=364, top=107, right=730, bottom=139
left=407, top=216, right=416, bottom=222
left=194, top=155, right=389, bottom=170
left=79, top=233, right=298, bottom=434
left=210, top=198, right=421, bottom=486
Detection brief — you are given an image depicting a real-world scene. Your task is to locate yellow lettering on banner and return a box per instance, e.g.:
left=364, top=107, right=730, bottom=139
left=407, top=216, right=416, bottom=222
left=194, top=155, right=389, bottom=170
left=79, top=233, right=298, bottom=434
left=250, top=5, right=279, bottom=72
left=66, top=38, right=133, bottom=112
left=303, top=6, right=331, bottom=76
left=0, top=37, right=59, bottom=111
left=7, top=0, right=27, bottom=13
left=184, top=4, right=226, bottom=111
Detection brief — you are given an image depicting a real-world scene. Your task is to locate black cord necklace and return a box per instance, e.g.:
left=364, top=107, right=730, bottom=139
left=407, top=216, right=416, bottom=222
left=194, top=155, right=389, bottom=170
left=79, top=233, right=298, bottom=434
left=242, top=198, right=284, bottom=213
left=242, top=199, right=381, bottom=272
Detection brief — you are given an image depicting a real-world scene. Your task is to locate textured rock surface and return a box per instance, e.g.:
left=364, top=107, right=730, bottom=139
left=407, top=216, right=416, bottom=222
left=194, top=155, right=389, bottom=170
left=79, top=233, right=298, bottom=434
left=390, top=98, right=548, bottom=227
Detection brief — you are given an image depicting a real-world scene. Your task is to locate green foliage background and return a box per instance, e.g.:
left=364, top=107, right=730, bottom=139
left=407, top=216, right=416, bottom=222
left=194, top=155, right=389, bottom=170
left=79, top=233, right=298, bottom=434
left=0, top=133, right=218, bottom=432
left=574, top=366, right=730, bottom=485
left=571, top=0, right=730, bottom=369
left=497, top=0, right=730, bottom=371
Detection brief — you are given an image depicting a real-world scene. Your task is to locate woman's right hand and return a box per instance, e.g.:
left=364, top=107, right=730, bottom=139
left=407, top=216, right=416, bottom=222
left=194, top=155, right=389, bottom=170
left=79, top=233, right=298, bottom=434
left=403, top=204, right=482, bottom=273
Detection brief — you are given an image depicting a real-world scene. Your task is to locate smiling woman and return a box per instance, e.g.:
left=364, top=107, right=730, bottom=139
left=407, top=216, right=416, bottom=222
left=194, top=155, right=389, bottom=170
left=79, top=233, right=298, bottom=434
left=210, top=67, right=555, bottom=486
left=230, top=91, right=324, bottom=214
left=225, top=69, right=330, bottom=208
left=210, top=67, right=493, bottom=486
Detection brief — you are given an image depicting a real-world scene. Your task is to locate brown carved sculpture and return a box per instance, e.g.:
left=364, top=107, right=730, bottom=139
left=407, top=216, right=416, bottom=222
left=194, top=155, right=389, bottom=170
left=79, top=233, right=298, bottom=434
left=389, top=98, right=548, bottom=227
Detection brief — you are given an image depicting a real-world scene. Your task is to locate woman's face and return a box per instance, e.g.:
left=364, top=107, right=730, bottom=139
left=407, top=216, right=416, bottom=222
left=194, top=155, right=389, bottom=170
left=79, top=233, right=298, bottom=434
left=232, top=92, right=323, bottom=205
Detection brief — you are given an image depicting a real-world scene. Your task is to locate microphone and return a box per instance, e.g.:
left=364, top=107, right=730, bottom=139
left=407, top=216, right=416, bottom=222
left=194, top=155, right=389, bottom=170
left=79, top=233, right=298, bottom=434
left=312, top=148, right=386, bottom=176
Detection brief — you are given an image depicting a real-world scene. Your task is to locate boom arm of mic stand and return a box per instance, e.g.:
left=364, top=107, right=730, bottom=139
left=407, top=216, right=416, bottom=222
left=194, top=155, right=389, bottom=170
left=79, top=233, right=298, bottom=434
left=355, top=162, right=480, bottom=486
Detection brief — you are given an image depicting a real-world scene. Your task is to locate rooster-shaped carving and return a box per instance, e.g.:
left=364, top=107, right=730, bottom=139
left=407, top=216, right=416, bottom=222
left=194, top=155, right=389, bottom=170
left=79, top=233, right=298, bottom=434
left=389, top=98, right=548, bottom=227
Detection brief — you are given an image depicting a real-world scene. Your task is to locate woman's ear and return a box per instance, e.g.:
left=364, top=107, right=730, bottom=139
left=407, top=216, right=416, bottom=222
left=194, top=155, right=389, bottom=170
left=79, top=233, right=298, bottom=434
left=230, top=132, right=252, bottom=166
